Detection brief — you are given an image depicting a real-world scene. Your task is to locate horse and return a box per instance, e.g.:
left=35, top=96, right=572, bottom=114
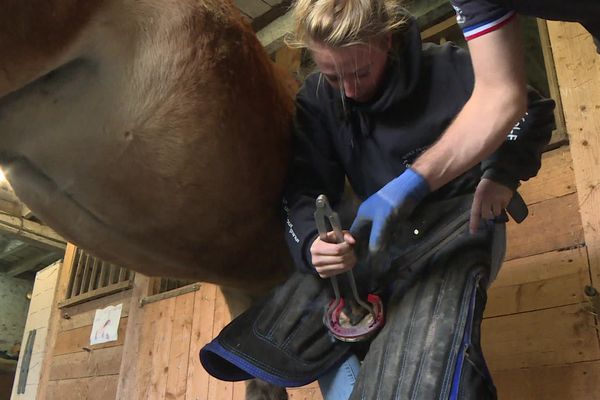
left=0, top=1, right=295, bottom=398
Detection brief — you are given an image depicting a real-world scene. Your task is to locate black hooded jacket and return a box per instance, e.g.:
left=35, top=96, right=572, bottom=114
left=283, top=20, right=555, bottom=273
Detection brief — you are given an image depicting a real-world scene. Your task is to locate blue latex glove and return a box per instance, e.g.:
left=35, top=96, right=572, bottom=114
left=350, top=168, right=430, bottom=252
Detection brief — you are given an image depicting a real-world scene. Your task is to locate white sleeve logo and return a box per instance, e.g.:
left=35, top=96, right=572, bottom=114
left=452, top=5, right=466, bottom=24
left=507, top=112, right=529, bottom=141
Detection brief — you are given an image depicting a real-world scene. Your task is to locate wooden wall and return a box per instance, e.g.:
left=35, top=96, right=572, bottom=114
left=38, top=257, right=133, bottom=400
left=111, top=278, right=321, bottom=400
left=42, top=289, right=131, bottom=399
left=482, top=146, right=600, bottom=399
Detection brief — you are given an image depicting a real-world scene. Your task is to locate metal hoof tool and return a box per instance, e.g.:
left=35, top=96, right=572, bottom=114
left=314, top=194, right=384, bottom=342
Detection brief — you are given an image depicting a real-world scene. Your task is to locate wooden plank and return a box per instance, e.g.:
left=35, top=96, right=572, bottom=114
left=493, top=360, right=600, bottom=400
left=486, top=247, right=589, bottom=317
left=115, top=274, right=152, bottom=399
left=257, top=9, right=294, bottom=53
left=186, top=284, right=217, bottom=400
left=0, top=212, right=66, bottom=251
left=70, top=251, right=86, bottom=298
left=46, top=375, right=118, bottom=400
left=232, top=382, right=247, bottom=400
left=48, top=346, right=123, bottom=381
left=87, top=257, right=100, bottom=292
left=249, top=0, right=291, bottom=32
left=208, top=287, right=234, bottom=400
left=234, top=0, right=270, bottom=18
left=140, top=282, right=201, bottom=307
left=518, top=146, right=575, bottom=205
left=132, top=298, right=174, bottom=400
left=420, top=16, right=456, bottom=41
left=147, top=298, right=177, bottom=399
left=505, top=193, right=584, bottom=260
left=58, top=280, right=132, bottom=308
left=98, top=260, right=108, bottom=288
left=59, top=289, right=132, bottom=331
left=482, top=304, right=600, bottom=371
left=165, top=292, right=195, bottom=400
left=107, top=263, right=116, bottom=285
left=80, top=252, right=93, bottom=294
left=547, top=21, right=600, bottom=289
left=536, top=19, right=568, bottom=145
left=132, top=299, right=161, bottom=400
left=52, top=317, right=128, bottom=356
left=36, top=244, right=76, bottom=400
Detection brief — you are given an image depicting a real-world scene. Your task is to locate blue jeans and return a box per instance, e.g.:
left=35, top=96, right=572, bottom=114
left=318, top=354, right=361, bottom=400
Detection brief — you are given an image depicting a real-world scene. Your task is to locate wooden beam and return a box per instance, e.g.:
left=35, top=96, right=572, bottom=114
left=420, top=16, right=457, bottom=41
left=536, top=19, right=568, bottom=145
left=250, top=0, right=292, bottom=32
left=0, top=212, right=66, bottom=251
left=115, top=273, right=152, bottom=399
left=257, top=9, right=294, bottom=53
left=235, top=0, right=270, bottom=19
left=57, top=280, right=133, bottom=309
left=5, top=252, right=62, bottom=277
left=139, top=282, right=200, bottom=307
left=0, top=197, right=21, bottom=216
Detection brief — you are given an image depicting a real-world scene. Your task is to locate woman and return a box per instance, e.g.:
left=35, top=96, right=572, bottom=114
left=281, top=0, right=555, bottom=398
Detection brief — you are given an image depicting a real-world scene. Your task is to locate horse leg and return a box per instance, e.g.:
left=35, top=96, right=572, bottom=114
left=220, top=286, right=289, bottom=400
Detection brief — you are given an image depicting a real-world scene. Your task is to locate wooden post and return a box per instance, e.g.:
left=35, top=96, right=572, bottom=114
left=115, top=273, right=151, bottom=399
left=546, top=21, right=600, bottom=284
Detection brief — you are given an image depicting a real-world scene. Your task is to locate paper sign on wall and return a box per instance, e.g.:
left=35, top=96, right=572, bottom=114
left=90, top=304, right=122, bottom=345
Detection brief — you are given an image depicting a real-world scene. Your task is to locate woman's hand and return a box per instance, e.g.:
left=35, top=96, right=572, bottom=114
left=310, top=231, right=357, bottom=278
left=470, top=178, right=514, bottom=234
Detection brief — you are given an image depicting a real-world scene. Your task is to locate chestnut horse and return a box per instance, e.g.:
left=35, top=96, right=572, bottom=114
left=0, top=0, right=294, bottom=398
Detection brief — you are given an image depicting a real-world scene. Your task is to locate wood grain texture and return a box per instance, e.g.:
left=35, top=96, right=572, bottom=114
left=506, top=193, right=584, bottom=260
left=547, top=21, right=600, bottom=287
left=486, top=247, right=589, bottom=317
left=483, top=304, right=600, bottom=371
left=165, top=292, right=195, bottom=400
left=493, top=360, right=600, bottom=400
left=46, top=375, right=118, bottom=400
left=518, top=146, right=575, bottom=205
left=48, top=346, right=123, bottom=381
left=186, top=283, right=217, bottom=400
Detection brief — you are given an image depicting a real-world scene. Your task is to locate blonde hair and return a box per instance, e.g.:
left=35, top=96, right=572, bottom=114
left=286, top=0, right=408, bottom=48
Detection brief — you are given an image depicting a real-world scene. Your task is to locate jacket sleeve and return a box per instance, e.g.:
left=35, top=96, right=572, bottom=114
left=480, top=87, right=556, bottom=190
left=283, top=82, right=346, bottom=273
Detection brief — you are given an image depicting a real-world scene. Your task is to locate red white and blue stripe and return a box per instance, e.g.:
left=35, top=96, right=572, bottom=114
left=462, top=11, right=517, bottom=40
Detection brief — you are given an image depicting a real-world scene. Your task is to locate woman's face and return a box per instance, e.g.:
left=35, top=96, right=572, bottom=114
left=311, top=37, right=391, bottom=103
